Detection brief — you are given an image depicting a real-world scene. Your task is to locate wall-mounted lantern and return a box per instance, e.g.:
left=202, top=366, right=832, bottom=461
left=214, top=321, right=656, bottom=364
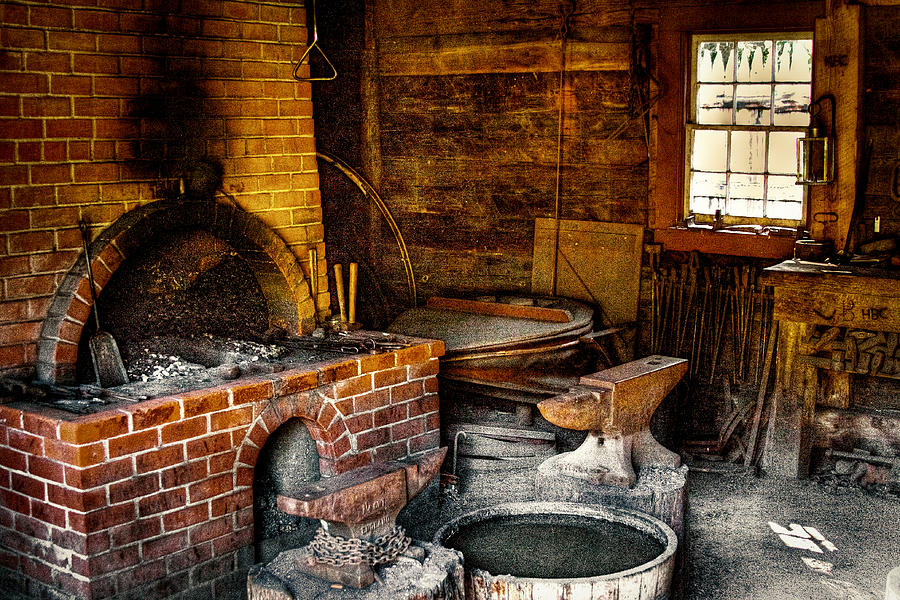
left=796, top=95, right=835, bottom=185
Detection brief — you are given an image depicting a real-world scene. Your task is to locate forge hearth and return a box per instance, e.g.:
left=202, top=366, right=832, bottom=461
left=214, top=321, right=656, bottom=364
left=0, top=337, right=444, bottom=600
left=75, top=228, right=272, bottom=383
left=37, top=198, right=320, bottom=386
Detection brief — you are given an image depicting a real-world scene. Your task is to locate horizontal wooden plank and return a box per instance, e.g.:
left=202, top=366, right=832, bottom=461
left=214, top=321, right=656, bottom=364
left=773, top=288, right=900, bottom=332
left=426, top=297, right=571, bottom=322
left=376, top=247, right=533, bottom=296
left=653, top=228, right=796, bottom=259
left=379, top=127, right=646, bottom=165
left=392, top=213, right=535, bottom=252
left=379, top=71, right=634, bottom=113
left=376, top=0, right=644, bottom=38
left=379, top=40, right=631, bottom=76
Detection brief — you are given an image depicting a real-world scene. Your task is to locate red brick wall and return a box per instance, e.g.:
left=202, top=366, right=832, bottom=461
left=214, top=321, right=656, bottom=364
left=0, top=1, right=326, bottom=378
left=0, top=341, right=443, bottom=599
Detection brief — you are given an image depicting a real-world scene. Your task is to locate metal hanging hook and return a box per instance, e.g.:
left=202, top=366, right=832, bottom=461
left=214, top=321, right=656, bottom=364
left=293, top=0, right=337, bottom=82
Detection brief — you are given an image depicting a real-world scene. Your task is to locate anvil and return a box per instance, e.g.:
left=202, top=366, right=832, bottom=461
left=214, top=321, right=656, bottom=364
left=276, top=446, right=446, bottom=587
left=538, top=355, right=687, bottom=488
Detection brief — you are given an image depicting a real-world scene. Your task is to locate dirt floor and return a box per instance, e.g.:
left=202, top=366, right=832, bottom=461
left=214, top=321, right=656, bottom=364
left=681, top=470, right=899, bottom=600
left=9, top=459, right=898, bottom=599
left=395, top=459, right=900, bottom=600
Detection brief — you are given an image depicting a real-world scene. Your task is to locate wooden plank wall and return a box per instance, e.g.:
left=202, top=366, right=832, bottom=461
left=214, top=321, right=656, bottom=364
left=863, top=6, right=900, bottom=243
left=313, top=0, right=897, bottom=317
left=369, top=0, right=652, bottom=301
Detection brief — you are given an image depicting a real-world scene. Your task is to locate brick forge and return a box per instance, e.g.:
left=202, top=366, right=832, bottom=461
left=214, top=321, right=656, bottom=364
left=0, top=0, right=326, bottom=380
left=0, top=341, right=444, bottom=600
left=36, top=197, right=317, bottom=385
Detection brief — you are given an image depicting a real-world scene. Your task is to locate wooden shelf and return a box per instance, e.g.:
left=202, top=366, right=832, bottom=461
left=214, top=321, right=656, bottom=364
left=653, top=227, right=796, bottom=259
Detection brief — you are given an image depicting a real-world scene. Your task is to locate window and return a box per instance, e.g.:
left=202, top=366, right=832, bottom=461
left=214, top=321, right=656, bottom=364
left=686, top=34, right=813, bottom=226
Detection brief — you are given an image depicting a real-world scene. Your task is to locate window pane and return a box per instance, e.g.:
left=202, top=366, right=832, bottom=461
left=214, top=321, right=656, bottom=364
left=730, top=130, right=766, bottom=173
left=728, top=173, right=765, bottom=217
left=689, top=34, right=811, bottom=225
left=736, top=41, right=772, bottom=82
left=697, top=41, right=735, bottom=83
left=768, top=174, right=803, bottom=201
left=735, top=84, right=771, bottom=125
left=774, top=39, right=813, bottom=82
left=768, top=131, right=803, bottom=175
left=697, top=85, right=734, bottom=124
left=767, top=200, right=804, bottom=221
left=692, top=130, right=728, bottom=171
left=773, top=84, right=811, bottom=126
left=690, top=172, right=726, bottom=214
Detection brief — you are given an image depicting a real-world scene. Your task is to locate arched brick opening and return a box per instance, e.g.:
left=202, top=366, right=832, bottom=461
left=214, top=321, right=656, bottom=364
left=235, top=390, right=357, bottom=482
left=36, top=199, right=317, bottom=384
left=233, top=389, right=367, bottom=560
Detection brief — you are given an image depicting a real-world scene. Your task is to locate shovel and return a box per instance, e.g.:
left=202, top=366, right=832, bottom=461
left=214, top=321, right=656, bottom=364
left=78, top=220, right=128, bottom=388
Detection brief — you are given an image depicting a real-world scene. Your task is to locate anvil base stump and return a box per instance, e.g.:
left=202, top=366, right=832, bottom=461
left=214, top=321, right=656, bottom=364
left=247, top=541, right=464, bottom=600
left=535, top=463, right=688, bottom=543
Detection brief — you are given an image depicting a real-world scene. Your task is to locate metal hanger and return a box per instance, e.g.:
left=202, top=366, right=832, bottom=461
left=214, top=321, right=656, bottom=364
left=293, top=0, right=337, bottom=82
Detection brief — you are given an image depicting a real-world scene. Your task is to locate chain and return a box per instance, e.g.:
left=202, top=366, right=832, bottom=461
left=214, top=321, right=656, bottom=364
left=309, top=526, right=411, bottom=567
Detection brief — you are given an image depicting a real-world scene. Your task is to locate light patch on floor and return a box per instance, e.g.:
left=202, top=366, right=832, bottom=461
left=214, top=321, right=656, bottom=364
left=768, top=520, right=838, bottom=554
left=767, top=519, right=875, bottom=599
left=802, top=557, right=834, bottom=575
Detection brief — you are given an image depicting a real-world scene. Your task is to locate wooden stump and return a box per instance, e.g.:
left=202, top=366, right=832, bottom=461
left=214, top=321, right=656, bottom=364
left=247, top=541, right=464, bottom=600
left=535, top=462, right=688, bottom=541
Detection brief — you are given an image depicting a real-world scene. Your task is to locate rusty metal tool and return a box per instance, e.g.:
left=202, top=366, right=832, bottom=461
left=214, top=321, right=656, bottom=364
left=744, top=319, right=778, bottom=467
left=78, top=220, right=128, bottom=388
left=680, top=252, right=699, bottom=361
left=708, top=267, right=729, bottom=384
left=692, top=266, right=711, bottom=378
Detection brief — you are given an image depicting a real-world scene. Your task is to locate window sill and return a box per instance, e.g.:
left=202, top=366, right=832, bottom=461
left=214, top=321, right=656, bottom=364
left=653, top=226, right=797, bottom=259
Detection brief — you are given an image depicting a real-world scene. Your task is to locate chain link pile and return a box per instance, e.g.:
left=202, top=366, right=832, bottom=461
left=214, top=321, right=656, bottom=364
left=309, top=525, right=411, bottom=567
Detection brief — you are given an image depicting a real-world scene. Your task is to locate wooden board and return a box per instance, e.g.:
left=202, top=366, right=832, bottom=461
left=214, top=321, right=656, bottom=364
left=774, top=288, right=900, bottom=332
left=426, top=296, right=571, bottom=322
left=531, top=219, right=643, bottom=326
left=379, top=39, right=631, bottom=76
left=808, top=1, right=865, bottom=248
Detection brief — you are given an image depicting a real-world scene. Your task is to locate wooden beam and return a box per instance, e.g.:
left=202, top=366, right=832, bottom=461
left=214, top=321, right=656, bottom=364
left=426, top=296, right=572, bottom=323
left=379, top=40, right=631, bottom=76
left=808, top=1, right=865, bottom=250
left=376, top=0, right=651, bottom=38
left=763, top=321, right=818, bottom=478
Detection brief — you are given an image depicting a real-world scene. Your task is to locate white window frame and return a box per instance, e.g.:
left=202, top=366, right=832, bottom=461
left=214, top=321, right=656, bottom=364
left=684, top=31, right=814, bottom=228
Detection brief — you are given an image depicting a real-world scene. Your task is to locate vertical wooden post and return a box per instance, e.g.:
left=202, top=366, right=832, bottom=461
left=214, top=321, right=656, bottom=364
left=763, top=321, right=818, bottom=478
left=361, top=0, right=383, bottom=266
left=808, top=0, right=865, bottom=248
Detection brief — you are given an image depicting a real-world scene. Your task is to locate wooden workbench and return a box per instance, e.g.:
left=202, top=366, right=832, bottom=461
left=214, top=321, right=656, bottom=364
left=761, top=260, right=900, bottom=478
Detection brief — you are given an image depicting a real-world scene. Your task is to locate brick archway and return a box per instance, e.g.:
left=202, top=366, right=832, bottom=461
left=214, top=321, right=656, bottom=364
left=36, top=199, right=317, bottom=384
left=235, top=389, right=358, bottom=484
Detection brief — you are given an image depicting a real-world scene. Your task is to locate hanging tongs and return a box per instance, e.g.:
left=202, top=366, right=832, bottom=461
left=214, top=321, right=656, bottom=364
left=293, top=0, right=337, bottom=82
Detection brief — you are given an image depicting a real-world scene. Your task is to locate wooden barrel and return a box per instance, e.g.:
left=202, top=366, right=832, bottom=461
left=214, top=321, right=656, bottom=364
left=888, top=566, right=900, bottom=600
left=434, top=502, right=678, bottom=600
